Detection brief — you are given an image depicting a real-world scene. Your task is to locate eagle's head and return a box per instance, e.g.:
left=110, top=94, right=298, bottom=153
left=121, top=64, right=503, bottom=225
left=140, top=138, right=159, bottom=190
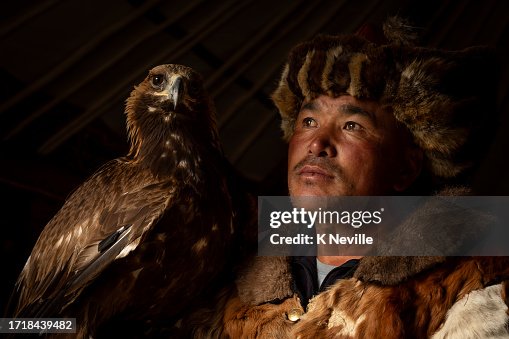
left=125, top=64, right=222, bottom=181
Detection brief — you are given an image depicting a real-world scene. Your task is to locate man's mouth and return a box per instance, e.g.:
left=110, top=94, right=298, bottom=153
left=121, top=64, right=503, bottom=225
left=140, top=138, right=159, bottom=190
left=298, top=165, right=335, bottom=179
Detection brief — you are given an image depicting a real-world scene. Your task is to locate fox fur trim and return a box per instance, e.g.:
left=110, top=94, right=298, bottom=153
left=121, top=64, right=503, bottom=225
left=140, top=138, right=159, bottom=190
left=291, top=257, right=509, bottom=338
left=271, top=28, right=495, bottom=178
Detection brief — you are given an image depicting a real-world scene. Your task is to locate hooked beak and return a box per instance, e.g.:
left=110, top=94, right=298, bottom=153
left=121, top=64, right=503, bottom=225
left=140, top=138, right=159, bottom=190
left=169, top=76, right=183, bottom=110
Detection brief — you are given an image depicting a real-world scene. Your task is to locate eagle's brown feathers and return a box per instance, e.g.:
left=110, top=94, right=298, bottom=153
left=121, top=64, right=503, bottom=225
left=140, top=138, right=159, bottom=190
left=12, top=64, right=237, bottom=337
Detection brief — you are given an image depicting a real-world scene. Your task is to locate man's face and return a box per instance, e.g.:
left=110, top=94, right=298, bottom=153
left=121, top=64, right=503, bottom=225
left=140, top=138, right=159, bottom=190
left=288, top=95, right=418, bottom=196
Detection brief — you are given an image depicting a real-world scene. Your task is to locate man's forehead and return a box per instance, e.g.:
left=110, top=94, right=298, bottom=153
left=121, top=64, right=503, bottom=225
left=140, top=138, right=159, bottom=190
left=300, top=95, right=379, bottom=121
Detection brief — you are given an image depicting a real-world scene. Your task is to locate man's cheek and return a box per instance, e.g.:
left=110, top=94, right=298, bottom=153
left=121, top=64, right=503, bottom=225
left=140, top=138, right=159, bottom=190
left=287, top=140, right=303, bottom=170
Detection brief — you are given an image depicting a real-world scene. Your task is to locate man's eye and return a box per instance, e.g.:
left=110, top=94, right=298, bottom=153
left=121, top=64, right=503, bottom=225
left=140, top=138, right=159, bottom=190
left=344, top=121, right=363, bottom=131
left=302, top=117, right=317, bottom=128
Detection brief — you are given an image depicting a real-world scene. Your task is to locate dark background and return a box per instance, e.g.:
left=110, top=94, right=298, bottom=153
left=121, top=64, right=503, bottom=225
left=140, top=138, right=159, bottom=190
left=2, top=0, right=509, bottom=313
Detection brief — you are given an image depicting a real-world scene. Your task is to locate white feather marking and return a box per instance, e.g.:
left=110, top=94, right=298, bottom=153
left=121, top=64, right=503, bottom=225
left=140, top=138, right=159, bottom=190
left=177, top=160, right=188, bottom=169
left=116, top=237, right=141, bottom=259
left=74, top=226, right=83, bottom=237
left=22, top=255, right=32, bottom=271
left=148, top=106, right=156, bottom=112
left=55, top=236, right=64, bottom=248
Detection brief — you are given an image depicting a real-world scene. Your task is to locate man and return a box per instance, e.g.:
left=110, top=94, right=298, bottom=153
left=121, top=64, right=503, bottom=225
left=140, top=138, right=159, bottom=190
left=184, top=19, right=509, bottom=338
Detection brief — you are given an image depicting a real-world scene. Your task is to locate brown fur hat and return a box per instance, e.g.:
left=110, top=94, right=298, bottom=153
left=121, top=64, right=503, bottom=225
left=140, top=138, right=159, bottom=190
left=271, top=20, right=495, bottom=178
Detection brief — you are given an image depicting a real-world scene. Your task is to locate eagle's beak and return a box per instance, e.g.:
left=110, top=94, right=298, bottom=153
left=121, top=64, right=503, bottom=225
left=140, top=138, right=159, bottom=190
left=169, top=76, right=183, bottom=110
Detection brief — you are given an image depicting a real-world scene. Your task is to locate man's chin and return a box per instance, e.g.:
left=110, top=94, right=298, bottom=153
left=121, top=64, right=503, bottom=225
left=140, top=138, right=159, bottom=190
left=289, top=175, right=355, bottom=197
left=289, top=184, right=344, bottom=197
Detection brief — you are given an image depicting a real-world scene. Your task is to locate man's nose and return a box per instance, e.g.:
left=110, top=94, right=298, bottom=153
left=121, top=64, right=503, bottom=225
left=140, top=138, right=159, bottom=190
left=308, top=132, right=337, bottom=157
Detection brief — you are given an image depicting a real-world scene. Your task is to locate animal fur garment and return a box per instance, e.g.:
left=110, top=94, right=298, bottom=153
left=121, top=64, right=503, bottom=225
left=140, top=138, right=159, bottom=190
left=182, top=256, right=509, bottom=338
left=10, top=64, right=244, bottom=338
left=179, top=188, right=509, bottom=339
left=271, top=32, right=496, bottom=178
left=292, top=257, right=509, bottom=338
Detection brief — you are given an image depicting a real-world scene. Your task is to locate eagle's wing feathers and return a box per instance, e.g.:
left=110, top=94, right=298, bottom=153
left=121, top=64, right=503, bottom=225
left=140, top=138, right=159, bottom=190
left=15, top=169, right=175, bottom=317
left=26, top=224, right=133, bottom=319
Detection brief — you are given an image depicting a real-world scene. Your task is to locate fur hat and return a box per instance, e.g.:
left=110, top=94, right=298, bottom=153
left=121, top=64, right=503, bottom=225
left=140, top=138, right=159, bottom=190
left=271, top=19, right=496, bottom=178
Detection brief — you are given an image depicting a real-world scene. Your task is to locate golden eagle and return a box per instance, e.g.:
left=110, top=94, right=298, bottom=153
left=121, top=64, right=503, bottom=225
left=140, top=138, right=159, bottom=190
left=12, top=64, right=240, bottom=337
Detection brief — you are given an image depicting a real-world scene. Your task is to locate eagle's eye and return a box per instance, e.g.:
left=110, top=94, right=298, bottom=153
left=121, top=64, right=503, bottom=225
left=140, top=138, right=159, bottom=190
left=151, top=74, right=165, bottom=89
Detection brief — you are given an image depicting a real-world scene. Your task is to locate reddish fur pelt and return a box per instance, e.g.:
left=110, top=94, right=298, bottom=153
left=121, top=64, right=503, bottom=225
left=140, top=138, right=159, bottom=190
left=222, top=295, right=303, bottom=338
left=185, top=257, right=509, bottom=338
left=292, top=257, right=509, bottom=338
